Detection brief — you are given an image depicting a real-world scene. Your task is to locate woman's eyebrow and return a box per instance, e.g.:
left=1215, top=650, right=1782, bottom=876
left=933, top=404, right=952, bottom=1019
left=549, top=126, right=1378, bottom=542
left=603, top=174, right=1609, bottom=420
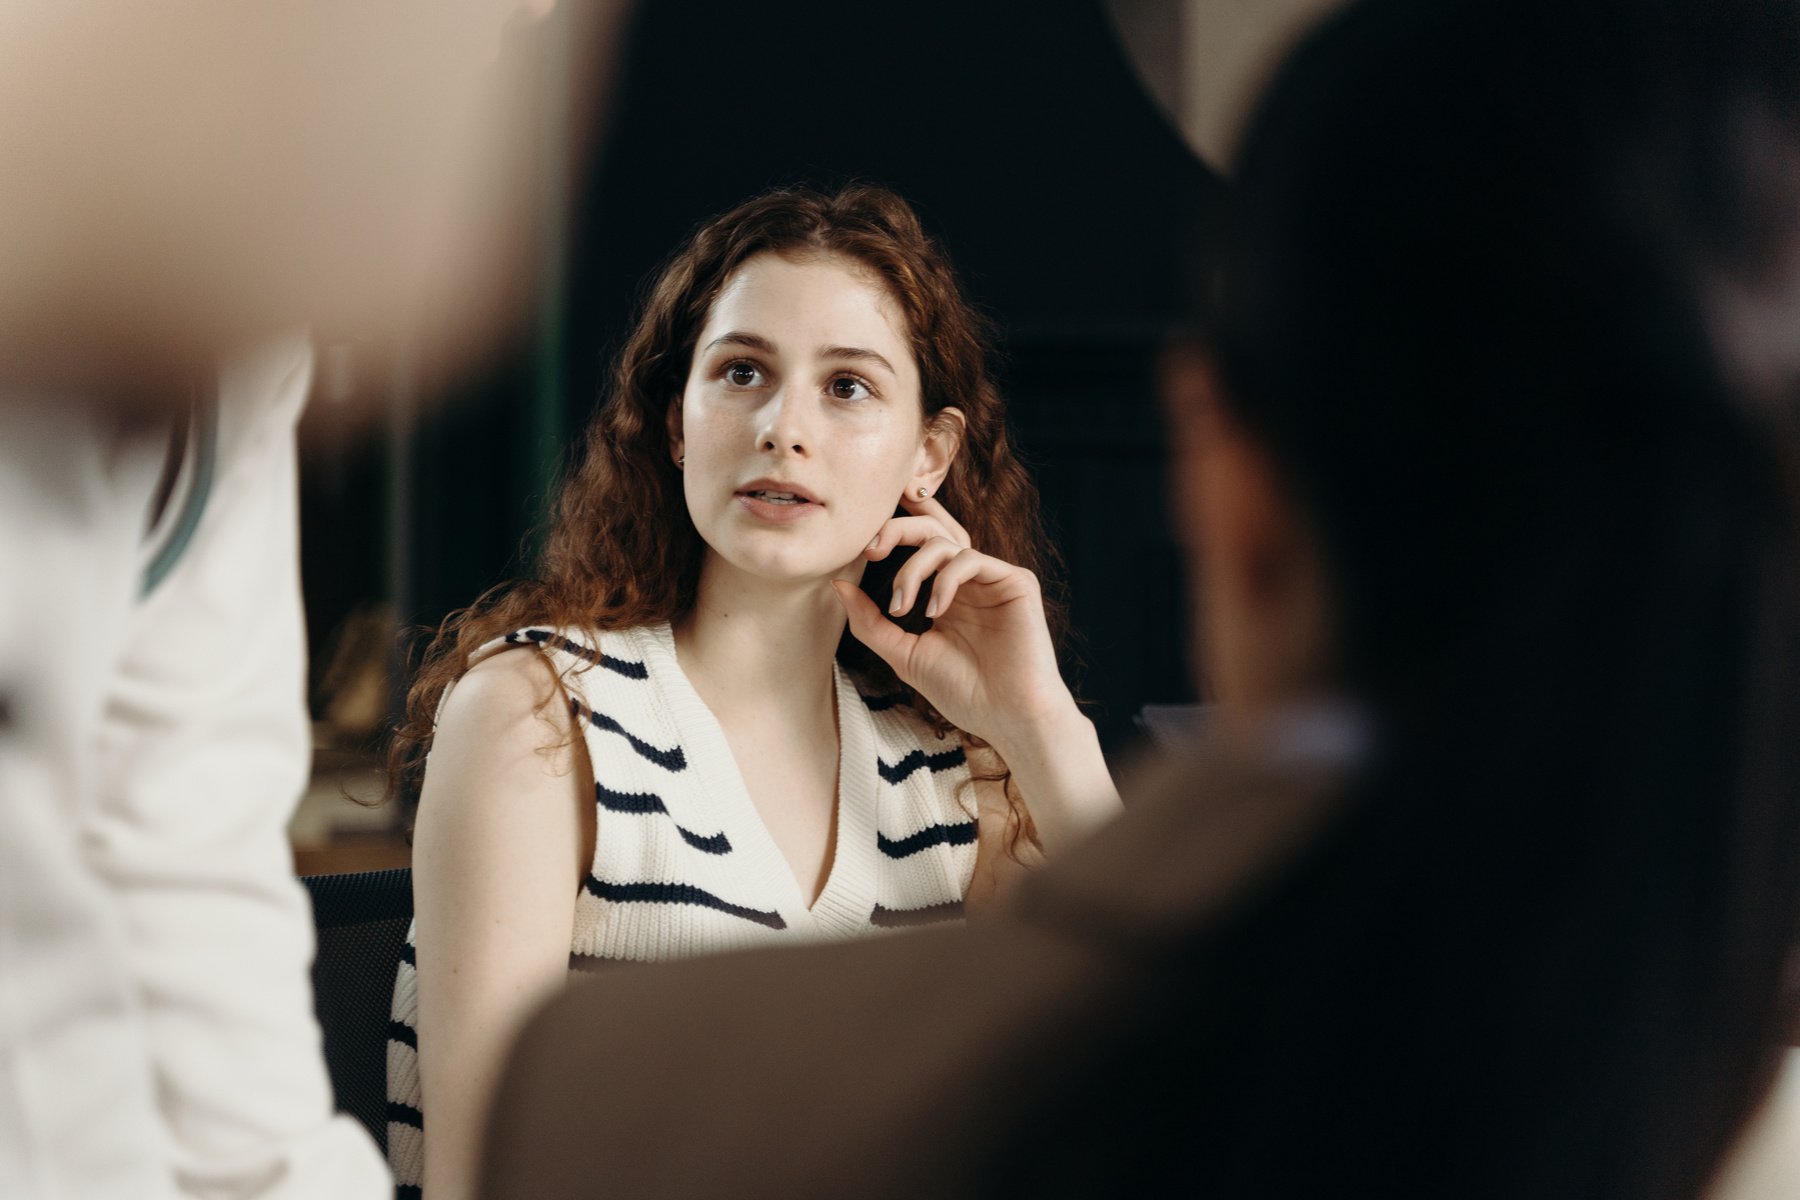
left=820, top=345, right=897, bottom=375
left=702, top=331, right=777, bottom=355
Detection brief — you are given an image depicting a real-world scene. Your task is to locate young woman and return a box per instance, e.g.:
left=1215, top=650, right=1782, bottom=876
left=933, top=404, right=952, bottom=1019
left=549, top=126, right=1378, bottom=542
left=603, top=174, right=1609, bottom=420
left=382, top=183, right=1121, bottom=1198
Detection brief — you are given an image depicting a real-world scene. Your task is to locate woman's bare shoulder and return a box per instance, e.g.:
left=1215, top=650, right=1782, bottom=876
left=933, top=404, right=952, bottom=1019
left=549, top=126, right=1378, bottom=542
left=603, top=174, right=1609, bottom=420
left=427, top=646, right=583, bottom=784
left=440, top=646, right=567, bottom=731
left=415, top=644, right=595, bottom=888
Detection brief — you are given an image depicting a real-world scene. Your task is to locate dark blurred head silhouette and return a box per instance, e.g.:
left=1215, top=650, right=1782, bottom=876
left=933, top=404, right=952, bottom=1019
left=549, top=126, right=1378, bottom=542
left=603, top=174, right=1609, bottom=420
left=1127, top=0, right=1800, bottom=1194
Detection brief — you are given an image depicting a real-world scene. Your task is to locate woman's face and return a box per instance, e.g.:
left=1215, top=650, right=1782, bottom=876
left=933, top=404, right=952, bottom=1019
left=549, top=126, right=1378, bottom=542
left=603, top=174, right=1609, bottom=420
left=673, top=250, right=945, bottom=587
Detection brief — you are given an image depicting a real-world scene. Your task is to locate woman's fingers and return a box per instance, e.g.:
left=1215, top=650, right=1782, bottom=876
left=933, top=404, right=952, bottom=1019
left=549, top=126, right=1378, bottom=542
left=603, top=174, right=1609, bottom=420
left=866, top=512, right=969, bottom=560
left=830, top=580, right=915, bottom=677
left=898, top=492, right=971, bottom=546
left=888, top=535, right=965, bottom=616
left=924, top=549, right=1030, bottom=618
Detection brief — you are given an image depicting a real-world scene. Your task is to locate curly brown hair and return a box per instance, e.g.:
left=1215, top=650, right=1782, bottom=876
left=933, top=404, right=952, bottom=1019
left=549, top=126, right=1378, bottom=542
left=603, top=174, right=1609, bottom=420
left=386, top=182, right=1064, bottom=843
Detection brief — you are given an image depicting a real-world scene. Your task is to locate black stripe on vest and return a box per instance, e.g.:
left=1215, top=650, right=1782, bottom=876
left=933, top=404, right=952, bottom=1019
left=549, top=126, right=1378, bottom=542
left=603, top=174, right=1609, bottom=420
left=387, top=1101, right=424, bottom=1131
left=569, top=698, right=686, bottom=771
left=397, top=1187, right=423, bottom=1200
left=871, top=899, right=967, bottom=928
left=387, top=1020, right=418, bottom=1050
left=594, top=780, right=727, bottom=852
left=678, top=827, right=732, bottom=854
left=860, top=691, right=908, bottom=712
left=585, top=874, right=786, bottom=930
left=595, top=778, right=662, bottom=814
left=398, top=941, right=416, bottom=968
left=506, top=628, right=648, bottom=680
left=877, top=745, right=967, bottom=784
left=878, top=819, right=978, bottom=859
left=594, top=781, right=733, bottom=854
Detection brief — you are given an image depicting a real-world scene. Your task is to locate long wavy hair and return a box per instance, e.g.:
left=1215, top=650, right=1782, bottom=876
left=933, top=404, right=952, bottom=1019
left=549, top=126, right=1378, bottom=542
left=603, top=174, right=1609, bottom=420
left=387, top=183, right=1062, bottom=841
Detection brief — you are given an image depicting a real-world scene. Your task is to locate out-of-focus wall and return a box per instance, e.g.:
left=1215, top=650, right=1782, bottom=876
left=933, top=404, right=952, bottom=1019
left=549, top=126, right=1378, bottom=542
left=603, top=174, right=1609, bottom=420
left=1109, top=0, right=1349, bottom=172
left=1181, top=0, right=1348, bottom=169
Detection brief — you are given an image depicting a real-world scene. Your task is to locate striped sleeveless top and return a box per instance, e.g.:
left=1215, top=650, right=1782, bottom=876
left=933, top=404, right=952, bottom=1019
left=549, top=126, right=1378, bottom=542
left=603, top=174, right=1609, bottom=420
left=385, top=622, right=978, bottom=1196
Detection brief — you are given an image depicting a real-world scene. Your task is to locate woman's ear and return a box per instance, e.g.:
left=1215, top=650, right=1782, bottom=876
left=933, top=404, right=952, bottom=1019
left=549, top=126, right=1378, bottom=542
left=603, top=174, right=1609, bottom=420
left=666, top=397, right=685, bottom=466
left=912, top=406, right=965, bottom=497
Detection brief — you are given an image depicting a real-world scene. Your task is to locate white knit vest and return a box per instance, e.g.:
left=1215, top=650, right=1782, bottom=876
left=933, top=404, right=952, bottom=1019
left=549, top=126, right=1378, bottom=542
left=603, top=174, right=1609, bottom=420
left=386, top=622, right=978, bottom=1194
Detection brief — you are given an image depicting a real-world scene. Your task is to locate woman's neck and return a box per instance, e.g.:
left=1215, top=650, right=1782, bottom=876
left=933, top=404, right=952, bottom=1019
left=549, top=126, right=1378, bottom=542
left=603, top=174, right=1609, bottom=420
left=671, top=557, right=851, bottom=725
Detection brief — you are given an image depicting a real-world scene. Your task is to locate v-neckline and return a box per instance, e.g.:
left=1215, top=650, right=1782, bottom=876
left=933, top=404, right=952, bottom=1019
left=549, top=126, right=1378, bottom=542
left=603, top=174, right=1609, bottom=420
left=636, top=621, right=878, bottom=937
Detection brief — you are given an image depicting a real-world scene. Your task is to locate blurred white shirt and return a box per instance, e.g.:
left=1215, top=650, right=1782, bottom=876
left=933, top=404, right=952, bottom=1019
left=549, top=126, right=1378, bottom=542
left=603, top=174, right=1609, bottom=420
left=0, top=335, right=387, bottom=1197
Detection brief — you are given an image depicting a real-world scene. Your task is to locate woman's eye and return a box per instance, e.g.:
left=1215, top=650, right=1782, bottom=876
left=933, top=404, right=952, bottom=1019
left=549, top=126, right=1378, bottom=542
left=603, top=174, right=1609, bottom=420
left=725, top=362, right=763, bottom=387
left=829, top=376, right=872, bottom=401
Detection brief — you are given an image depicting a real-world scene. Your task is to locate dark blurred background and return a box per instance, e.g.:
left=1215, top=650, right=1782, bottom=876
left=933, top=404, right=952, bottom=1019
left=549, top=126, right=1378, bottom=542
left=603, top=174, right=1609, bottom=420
left=293, top=0, right=1232, bottom=862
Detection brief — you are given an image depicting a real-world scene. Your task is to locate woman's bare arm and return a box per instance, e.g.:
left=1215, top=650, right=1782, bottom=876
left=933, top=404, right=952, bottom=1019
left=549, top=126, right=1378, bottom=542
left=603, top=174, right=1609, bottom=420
left=985, top=708, right=1121, bottom=853
left=411, top=649, right=595, bottom=1200
left=962, top=722, right=1121, bottom=913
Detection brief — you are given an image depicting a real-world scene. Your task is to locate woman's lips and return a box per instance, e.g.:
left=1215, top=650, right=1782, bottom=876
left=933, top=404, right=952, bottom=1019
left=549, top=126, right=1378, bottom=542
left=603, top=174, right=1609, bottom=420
left=735, top=490, right=823, bottom=522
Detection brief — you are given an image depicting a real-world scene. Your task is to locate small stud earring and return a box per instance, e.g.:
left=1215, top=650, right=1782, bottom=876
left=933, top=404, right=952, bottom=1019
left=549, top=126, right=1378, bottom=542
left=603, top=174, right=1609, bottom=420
left=677, top=455, right=685, bottom=468
left=916, top=487, right=928, bottom=499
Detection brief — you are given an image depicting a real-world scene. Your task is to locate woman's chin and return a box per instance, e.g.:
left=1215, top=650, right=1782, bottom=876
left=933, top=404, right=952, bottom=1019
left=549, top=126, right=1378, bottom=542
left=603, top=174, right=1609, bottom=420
left=710, top=549, right=857, bottom=593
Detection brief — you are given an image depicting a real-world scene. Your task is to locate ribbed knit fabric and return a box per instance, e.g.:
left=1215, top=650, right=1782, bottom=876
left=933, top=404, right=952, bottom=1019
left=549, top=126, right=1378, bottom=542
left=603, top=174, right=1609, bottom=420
left=385, top=622, right=977, bottom=1195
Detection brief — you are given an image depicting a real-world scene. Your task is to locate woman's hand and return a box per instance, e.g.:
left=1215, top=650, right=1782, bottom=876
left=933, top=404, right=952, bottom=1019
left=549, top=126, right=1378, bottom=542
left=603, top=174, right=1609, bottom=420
left=831, top=493, right=1077, bottom=754
left=833, top=492, right=1121, bottom=852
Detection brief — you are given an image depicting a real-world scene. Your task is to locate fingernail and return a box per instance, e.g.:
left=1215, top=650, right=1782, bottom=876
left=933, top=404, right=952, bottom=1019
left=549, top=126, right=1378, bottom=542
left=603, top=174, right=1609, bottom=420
left=889, top=593, right=905, bottom=615
left=925, top=598, right=939, bottom=619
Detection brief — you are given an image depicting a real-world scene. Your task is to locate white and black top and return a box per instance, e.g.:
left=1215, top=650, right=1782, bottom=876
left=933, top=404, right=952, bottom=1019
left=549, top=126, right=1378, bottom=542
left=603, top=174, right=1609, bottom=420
left=385, top=622, right=978, bottom=1197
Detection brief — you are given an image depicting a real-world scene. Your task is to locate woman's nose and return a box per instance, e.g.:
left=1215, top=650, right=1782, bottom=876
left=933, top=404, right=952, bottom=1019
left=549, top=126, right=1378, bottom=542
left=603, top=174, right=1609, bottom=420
left=756, top=391, right=808, bottom=456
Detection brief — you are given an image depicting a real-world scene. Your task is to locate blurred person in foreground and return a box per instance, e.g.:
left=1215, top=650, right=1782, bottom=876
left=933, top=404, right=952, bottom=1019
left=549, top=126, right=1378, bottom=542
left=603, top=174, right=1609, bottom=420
left=0, top=2, right=624, bottom=1196
left=480, top=0, right=1800, bottom=1195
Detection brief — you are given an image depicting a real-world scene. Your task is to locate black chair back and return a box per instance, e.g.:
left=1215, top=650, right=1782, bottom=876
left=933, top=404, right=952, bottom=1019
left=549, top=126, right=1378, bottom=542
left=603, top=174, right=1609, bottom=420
left=303, top=867, right=413, bottom=1154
